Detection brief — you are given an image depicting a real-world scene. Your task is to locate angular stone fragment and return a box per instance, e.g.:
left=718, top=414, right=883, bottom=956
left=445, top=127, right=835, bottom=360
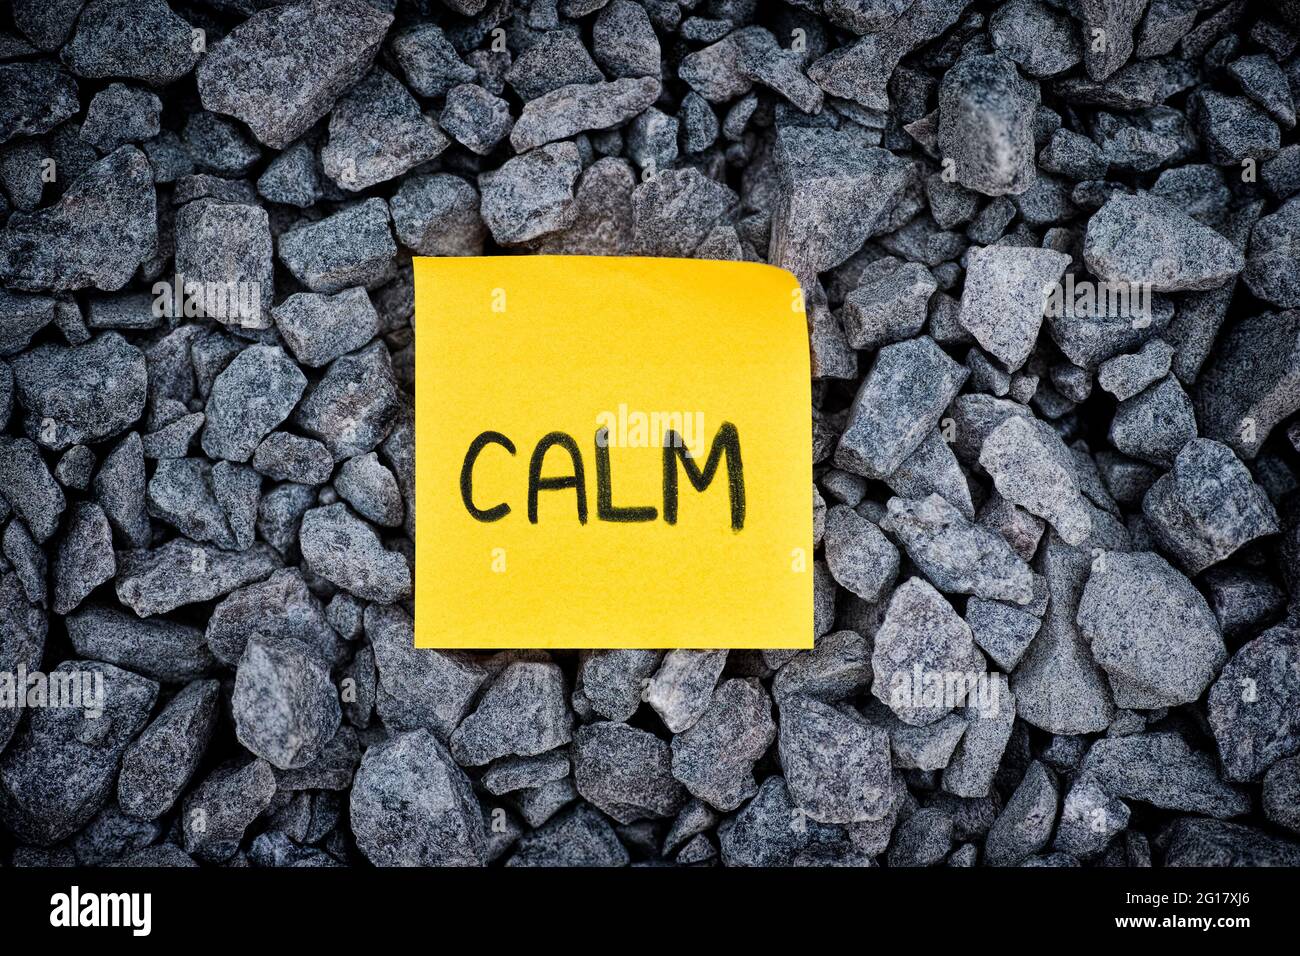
left=630, top=166, right=738, bottom=257
left=95, top=432, right=149, bottom=547
left=510, top=78, right=661, bottom=153
left=1189, top=88, right=1281, bottom=167
left=979, top=415, right=1093, bottom=545
left=1081, top=733, right=1251, bottom=817
left=841, top=259, right=936, bottom=351
left=299, top=503, right=409, bottom=602
left=1207, top=625, right=1300, bottom=781
left=671, top=679, right=776, bottom=812
left=807, top=0, right=969, bottom=111
left=479, top=142, right=582, bottom=246
left=1108, top=375, right=1197, bottom=467
left=1084, top=193, right=1244, bottom=292
left=1078, top=550, right=1225, bottom=708
left=887, top=427, right=974, bottom=520
left=965, top=598, right=1040, bottom=671
left=1097, top=339, right=1174, bottom=400
left=450, top=662, right=572, bottom=767
left=390, top=174, right=485, bottom=257
left=80, top=83, right=162, bottom=153
left=52, top=502, right=114, bottom=615
left=148, top=457, right=240, bottom=548
left=272, top=287, right=379, bottom=369
left=506, top=29, right=604, bottom=101
left=983, top=761, right=1057, bottom=865
left=883, top=494, right=1034, bottom=604
left=256, top=141, right=321, bottom=208
left=296, top=342, right=399, bottom=461
left=197, top=0, right=392, bottom=149
left=11, top=332, right=147, bottom=451
left=989, top=0, right=1082, bottom=78
left=1244, top=197, right=1300, bottom=309
left=253, top=432, right=333, bottom=485
left=1075, top=0, right=1148, bottom=81
left=321, top=69, right=448, bottom=191
left=719, top=775, right=877, bottom=866
left=1141, top=439, right=1279, bottom=575
left=233, top=635, right=340, bottom=772
left=593, top=0, right=661, bottom=78
left=1195, top=310, right=1300, bottom=460
left=1163, top=818, right=1300, bottom=867
left=181, top=758, right=277, bottom=862
left=823, top=504, right=899, bottom=603
left=958, top=246, right=1070, bottom=369
left=769, top=126, right=912, bottom=280
left=0, top=437, right=64, bottom=543
left=483, top=751, right=570, bottom=797
left=835, top=336, right=968, bottom=479
left=642, top=649, right=728, bottom=733
left=579, top=650, right=662, bottom=722
left=439, top=84, right=513, bottom=156
left=942, top=673, right=1015, bottom=797
left=574, top=721, right=686, bottom=823
left=0, top=291, right=54, bottom=356
left=938, top=53, right=1040, bottom=197
left=1263, top=756, right=1300, bottom=834
left=779, top=695, right=891, bottom=823
left=871, top=577, right=979, bottom=726
left=201, top=345, right=305, bottom=463
left=118, top=679, right=218, bottom=820
left=0, top=147, right=156, bottom=292
left=0, top=661, right=157, bottom=845
left=65, top=604, right=212, bottom=684
left=388, top=22, right=476, bottom=98
left=63, top=0, right=199, bottom=86
left=115, top=538, right=279, bottom=617
left=174, top=201, right=273, bottom=329
left=207, top=568, right=343, bottom=668
left=278, top=198, right=396, bottom=294
left=334, top=452, right=402, bottom=527
left=507, top=805, right=627, bottom=867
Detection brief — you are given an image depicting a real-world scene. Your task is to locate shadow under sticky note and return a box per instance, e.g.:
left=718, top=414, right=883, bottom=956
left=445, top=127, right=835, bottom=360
left=413, top=255, right=812, bottom=649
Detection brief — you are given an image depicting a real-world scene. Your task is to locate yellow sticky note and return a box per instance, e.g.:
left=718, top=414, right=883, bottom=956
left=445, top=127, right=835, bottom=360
left=413, top=255, right=812, bottom=649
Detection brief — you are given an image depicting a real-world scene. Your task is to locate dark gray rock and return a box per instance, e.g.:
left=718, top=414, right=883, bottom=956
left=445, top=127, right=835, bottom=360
left=1081, top=733, right=1251, bottom=817
left=980, top=415, right=1092, bottom=546
left=671, top=679, right=776, bottom=812
left=0, top=437, right=65, bottom=543
left=233, top=635, right=341, bottom=771
left=0, top=147, right=156, bottom=293
left=197, top=0, right=392, bottom=149
left=52, top=502, right=114, bottom=615
left=201, top=345, right=305, bottom=463
left=63, top=0, right=199, bottom=86
left=574, top=721, right=686, bottom=823
left=181, top=758, right=277, bottom=862
left=1142, top=439, right=1279, bottom=575
left=115, top=538, right=280, bottom=616
left=834, top=336, right=968, bottom=479
left=882, top=494, right=1034, bottom=604
left=118, top=679, right=218, bottom=821
left=450, top=661, right=573, bottom=766
left=0, top=661, right=157, bottom=845
left=321, top=68, right=448, bottom=191
left=642, top=649, right=728, bottom=733
left=292, top=341, right=399, bottom=460
left=938, top=53, right=1040, bottom=197
left=1078, top=550, right=1225, bottom=707
left=779, top=695, right=891, bottom=823
left=983, top=761, right=1057, bottom=865
left=1207, top=625, right=1300, bottom=781
left=278, top=198, right=397, bottom=294
left=299, top=503, right=409, bottom=603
